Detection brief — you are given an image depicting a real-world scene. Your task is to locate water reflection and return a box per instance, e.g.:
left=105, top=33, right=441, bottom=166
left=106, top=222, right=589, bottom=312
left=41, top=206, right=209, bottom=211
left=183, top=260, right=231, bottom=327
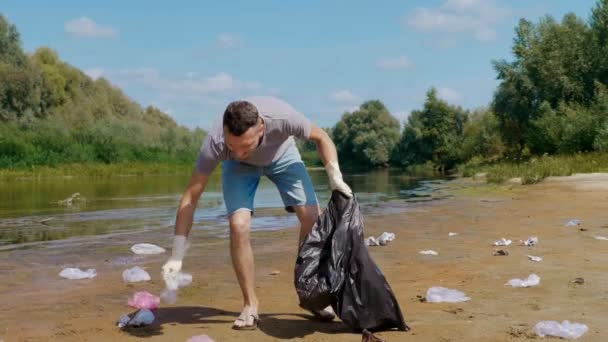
left=0, top=168, right=446, bottom=248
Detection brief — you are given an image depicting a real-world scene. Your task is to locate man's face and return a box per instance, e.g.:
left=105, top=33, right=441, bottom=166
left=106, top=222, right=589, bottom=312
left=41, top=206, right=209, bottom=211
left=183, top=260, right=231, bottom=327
left=225, top=120, right=264, bottom=160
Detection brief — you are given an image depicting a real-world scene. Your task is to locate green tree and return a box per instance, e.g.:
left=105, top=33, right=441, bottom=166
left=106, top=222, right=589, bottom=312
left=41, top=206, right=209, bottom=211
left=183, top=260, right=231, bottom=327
left=332, top=100, right=400, bottom=168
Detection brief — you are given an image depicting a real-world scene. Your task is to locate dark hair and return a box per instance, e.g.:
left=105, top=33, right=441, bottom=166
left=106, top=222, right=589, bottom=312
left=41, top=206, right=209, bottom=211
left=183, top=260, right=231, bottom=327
left=223, top=101, right=259, bottom=136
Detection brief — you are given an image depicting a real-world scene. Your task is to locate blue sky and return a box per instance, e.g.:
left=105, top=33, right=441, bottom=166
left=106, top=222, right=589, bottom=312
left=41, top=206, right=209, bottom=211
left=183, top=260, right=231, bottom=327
left=2, top=0, right=598, bottom=129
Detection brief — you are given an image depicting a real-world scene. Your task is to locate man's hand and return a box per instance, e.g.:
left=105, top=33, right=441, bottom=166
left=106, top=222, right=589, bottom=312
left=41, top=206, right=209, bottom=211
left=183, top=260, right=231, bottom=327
left=161, top=235, right=189, bottom=277
left=326, top=160, right=353, bottom=197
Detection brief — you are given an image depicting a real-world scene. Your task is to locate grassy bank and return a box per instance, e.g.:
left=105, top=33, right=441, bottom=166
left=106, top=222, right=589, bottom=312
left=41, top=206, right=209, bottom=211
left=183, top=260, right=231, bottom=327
left=0, top=161, right=197, bottom=181
left=459, top=152, right=608, bottom=184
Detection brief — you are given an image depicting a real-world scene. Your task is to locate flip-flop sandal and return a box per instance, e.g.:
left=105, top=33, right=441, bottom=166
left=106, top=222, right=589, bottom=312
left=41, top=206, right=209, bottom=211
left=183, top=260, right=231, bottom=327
left=232, top=313, right=260, bottom=331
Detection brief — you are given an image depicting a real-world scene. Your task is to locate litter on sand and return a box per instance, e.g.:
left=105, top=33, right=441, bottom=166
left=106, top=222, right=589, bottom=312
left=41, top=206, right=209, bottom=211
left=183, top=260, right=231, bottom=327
left=521, top=236, right=538, bottom=246
left=186, top=335, right=216, bottom=342
left=365, top=232, right=396, bottom=246
left=527, top=255, right=543, bottom=262
left=493, top=238, right=512, bottom=246
left=130, top=243, right=166, bottom=255
left=594, top=236, right=608, bottom=241
left=122, top=266, right=151, bottom=283
left=565, top=219, right=582, bottom=227
left=425, top=286, right=471, bottom=303
left=534, top=320, right=588, bottom=339
left=448, top=232, right=459, bottom=237
left=493, top=250, right=509, bottom=256
left=419, top=250, right=439, bottom=255
left=128, top=291, right=160, bottom=310
left=506, top=273, right=540, bottom=288
left=59, top=267, right=97, bottom=280
left=117, top=309, right=155, bottom=328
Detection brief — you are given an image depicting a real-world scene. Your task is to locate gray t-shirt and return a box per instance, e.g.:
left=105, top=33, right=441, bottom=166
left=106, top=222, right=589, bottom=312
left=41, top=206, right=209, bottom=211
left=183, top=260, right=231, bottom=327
left=195, top=96, right=312, bottom=175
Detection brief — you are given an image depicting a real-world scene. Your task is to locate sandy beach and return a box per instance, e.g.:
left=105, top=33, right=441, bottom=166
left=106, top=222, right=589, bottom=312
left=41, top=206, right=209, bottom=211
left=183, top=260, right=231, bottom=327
left=2, top=175, right=608, bottom=341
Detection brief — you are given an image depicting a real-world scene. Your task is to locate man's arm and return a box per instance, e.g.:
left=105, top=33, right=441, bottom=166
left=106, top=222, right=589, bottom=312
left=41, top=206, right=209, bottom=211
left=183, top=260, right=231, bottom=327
left=308, top=124, right=352, bottom=197
left=175, top=169, right=209, bottom=237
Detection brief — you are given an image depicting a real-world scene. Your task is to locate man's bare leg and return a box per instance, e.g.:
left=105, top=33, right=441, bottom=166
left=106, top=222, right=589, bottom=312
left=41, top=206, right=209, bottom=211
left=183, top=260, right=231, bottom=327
left=229, top=210, right=259, bottom=328
left=294, top=205, right=335, bottom=321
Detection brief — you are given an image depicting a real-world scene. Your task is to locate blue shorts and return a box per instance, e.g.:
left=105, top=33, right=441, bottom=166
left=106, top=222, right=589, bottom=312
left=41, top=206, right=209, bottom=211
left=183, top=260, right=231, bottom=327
left=222, top=146, right=318, bottom=215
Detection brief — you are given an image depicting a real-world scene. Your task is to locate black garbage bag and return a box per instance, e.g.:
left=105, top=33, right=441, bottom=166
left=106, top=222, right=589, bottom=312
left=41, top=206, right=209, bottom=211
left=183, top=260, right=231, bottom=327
left=295, top=191, right=409, bottom=332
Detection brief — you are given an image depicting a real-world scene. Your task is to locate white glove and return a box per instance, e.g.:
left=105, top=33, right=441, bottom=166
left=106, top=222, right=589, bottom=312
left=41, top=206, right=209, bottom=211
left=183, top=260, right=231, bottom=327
left=326, top=160, right=353, bottom=197
left=162, top=235, right=189, bottom=277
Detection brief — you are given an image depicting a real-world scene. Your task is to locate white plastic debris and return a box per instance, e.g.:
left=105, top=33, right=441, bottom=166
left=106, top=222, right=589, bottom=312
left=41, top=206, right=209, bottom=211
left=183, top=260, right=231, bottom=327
left=378, top=232, right=396, bottom=245
left=131, top=243, right=166, bottom=255
left=565, top=219, right=582, bottom=227
left=493, top=238, right=512, bottom=246
left=534, top=320, right=588, bottom=339
left=365, top=236, right=380, bottom=246
left=448, top=232, right=459, bottom=237
left=419, top=250, right=439, bottom=255
left=594, top=236, right=608, bottom=241
left=117, top=314, right=131, bottom=328
left=122, top=266, right=151, bottom=283
left=506, top=273, right=540, bottom=288
left=128, top=309, right=155, bottom=326
left=161, top=271, right=193, bottom=304
left=186, top=335, right=216, bottom=342
left=59, top=267, right=97, bottom=280
left=522, top=236, right=538, bottom=246
left=426, top=286, right=470, bottom=303
left=527, top=255, right=543, bottom=262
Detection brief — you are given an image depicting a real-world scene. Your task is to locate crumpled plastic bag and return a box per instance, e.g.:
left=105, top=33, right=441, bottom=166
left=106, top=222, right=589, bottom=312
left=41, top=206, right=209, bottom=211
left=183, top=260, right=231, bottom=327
left=419, top=250, right=438, bottom=255
left=377, top=232, right=395, bottom=245
left=131, top=243, right=166, bottom=255
left=506, top=273, right=540, bottom=288
left=493, top=238, right=512, bottom=246
left=117, top=309, right=155, bottom=328
left=565, top=219, right=582, bottom=227
left=161, top=271, right=192, bottom=304
left=186, top=335, right=216, bottom=342
left=527, top=255, right=542, bottom=262
left=595, top=236, right=608, bottom=241
left=128, top=291, right=160, bottom=310
left=59, top=267, right=97, bottom=280
left=365, top=236, right=380, bottom=246
left=521, top=236, right=538, bottom=246
left=426, top=287, right=470, bottom=303
left=534, top=320, right=588, bottom=339
left=448, top=232, right=458, bottom=237
left=122, top=266, right=151, bottom=283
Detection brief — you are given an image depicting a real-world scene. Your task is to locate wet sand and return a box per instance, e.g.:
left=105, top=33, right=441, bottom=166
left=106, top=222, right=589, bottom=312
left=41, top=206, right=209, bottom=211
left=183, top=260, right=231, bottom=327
left=2, top=175, right=608, bottom=341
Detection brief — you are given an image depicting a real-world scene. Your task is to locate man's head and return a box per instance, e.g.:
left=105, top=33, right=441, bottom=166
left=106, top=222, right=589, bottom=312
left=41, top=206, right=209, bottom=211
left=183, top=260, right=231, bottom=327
left=223, top=100, right=264, bottom=160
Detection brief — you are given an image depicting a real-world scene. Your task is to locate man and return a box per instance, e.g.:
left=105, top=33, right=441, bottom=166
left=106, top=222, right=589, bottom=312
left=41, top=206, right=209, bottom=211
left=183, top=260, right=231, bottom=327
left=161, top=96, right=352, bottom=330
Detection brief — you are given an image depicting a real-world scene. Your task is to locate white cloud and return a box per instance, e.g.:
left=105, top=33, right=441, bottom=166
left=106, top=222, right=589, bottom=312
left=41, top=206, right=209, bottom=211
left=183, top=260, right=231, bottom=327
left=405, top=0, right=508, bottom=43
left=217, top=33, right=238, bottom=48
left=330, top=90, right=358, bottom=104
left=376, top=56, right=413, bottom=70
left=85, top=67, right=104, bottom=80
left=64, top=17, right=118, bottom=38
left=437, top=87, right=462, bottom=103
left=394, top=109, right=413, bottom=122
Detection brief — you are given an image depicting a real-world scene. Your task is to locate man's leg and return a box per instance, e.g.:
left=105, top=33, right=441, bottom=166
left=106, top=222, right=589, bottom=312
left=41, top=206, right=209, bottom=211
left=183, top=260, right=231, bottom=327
left=294, top=205, right=321, bottom=244
left=222, top=160, right=261, bottom=329
left=229, top=210, right=259, bottom=328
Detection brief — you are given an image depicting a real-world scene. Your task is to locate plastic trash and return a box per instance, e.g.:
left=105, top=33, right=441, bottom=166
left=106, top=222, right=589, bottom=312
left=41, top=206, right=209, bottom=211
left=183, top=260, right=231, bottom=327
left=527, top=255, right=543, bottom=262
left=122, top=266, right=151, bottom=283
left=129, top=309, right=155, bottom=326
left=426, top=286, right=470, bottom=303
left=595, top=236, right=608, bottom=241
left=365, top=236, right=380, bottom=246
left=419, top=250, right=438, bottom=255
left=128, top=291, right=160, bottom=310
left=377, top=232, right=395, bottom=245
left=506, top=273, right=540, bottom=288
left=565, top=219, right=582, bottom=227
left=161, top=271, right=192, bottom=304
left=186, top=335, right=216, bottom=342
left=534, top=320, right=588, bottom=339
left=522, top=236, right=538, bottom=246
left=448, top=232, right=458, bottom=237
left=493, top=238, right=512, bottom=246
left=493, top=249, right=509, bottom=256
left=59, top=267, right=97, bottom=280
left=117, top=314, right=131, bottom=328
left=131, top=243, right=166, bottom=255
